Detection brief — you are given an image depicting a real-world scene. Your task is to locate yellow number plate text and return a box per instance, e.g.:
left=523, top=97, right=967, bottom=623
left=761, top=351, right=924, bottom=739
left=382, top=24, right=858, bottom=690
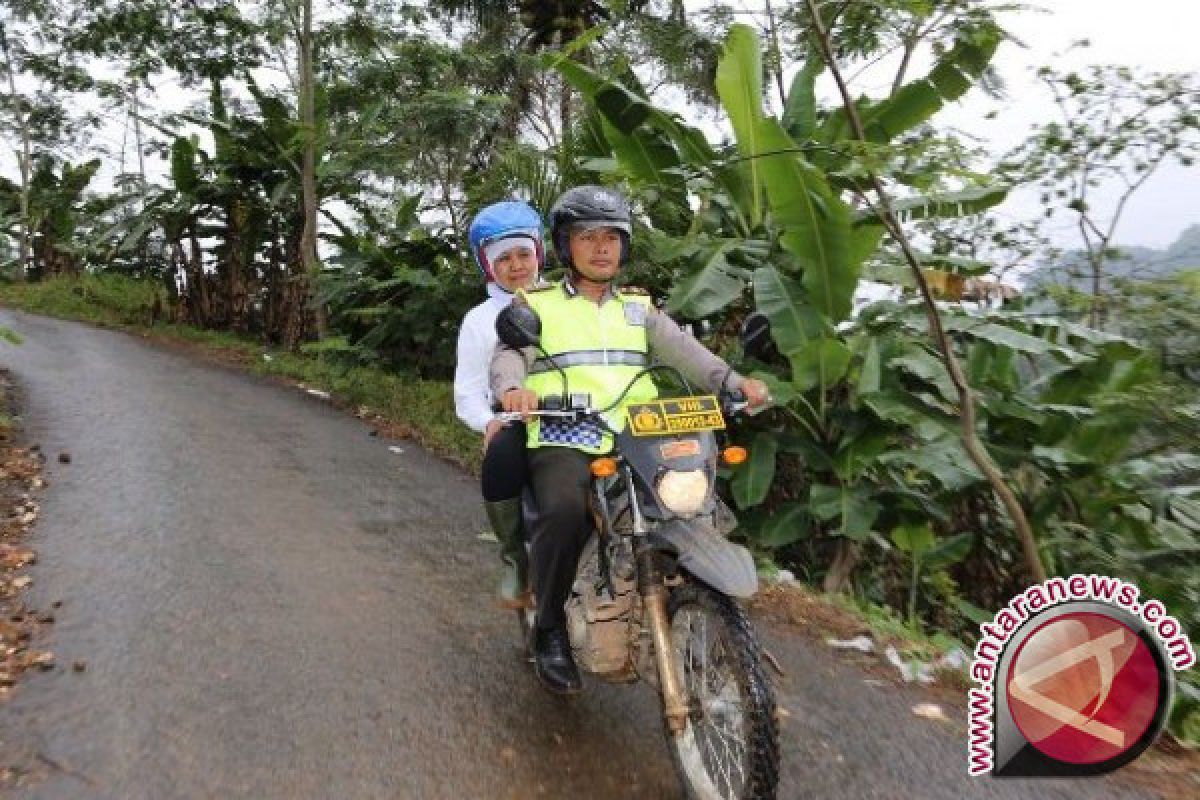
left=626, top=396, right=726, bottom=436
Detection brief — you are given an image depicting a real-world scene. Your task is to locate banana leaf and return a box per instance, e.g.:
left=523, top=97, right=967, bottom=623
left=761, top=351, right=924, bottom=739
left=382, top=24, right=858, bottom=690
left=782, top=52, right=823, bottom=141
left=791, top=337, right=852, bottom=393
left=853, top=184, right=1009, bottom=226
left=877, top=437, right=983, bottom=490
left=756, top=117, right=855, bottom=321
left=752, top=265, right=827, bottom=360
left=731, top=431, right=779, bottom=510
left=809, top=483, right=880, bottom=541
left=756, top=502, right=813, bottom=547
left=715, top=24, right=766, bottom=227
left=821, top=26, right=1000, bottom=145
left=666, top=240, right=748, bottom=319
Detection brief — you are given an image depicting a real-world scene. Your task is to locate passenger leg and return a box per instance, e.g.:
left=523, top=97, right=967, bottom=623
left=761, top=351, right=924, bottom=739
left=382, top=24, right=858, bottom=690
left=481, top=422, right=529, bottom=608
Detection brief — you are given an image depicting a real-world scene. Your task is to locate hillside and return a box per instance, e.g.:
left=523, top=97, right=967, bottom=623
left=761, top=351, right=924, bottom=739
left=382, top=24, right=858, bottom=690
left=1028, top=224, right=1200, bottom=290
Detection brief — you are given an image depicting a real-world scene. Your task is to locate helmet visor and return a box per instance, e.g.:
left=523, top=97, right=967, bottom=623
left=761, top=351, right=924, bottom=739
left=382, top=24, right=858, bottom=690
left=570, top=219, right=631, bottom=235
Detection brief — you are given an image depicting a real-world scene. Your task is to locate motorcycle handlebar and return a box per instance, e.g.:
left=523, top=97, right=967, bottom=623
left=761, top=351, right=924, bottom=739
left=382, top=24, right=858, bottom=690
left=495, top=387, right=756, bottom=424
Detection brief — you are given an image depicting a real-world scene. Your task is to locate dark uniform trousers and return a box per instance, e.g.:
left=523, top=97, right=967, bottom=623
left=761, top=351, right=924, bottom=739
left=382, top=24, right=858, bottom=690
left=527, top=446, right=595, bottom=630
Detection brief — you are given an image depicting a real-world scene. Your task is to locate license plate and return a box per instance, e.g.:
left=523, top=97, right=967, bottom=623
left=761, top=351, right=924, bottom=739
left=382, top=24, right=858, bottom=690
left=626, top=396, right=726, bottom=436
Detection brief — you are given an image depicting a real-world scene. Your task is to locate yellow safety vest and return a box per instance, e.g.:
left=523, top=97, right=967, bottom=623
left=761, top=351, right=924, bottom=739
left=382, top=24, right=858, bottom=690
left=522, top=281, right=658, bottom=454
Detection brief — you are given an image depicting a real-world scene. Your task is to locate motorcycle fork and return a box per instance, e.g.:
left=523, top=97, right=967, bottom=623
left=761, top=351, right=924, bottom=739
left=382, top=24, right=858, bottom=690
left=590, top=480, right=616, bottom=597
left=624, top=464, right=688, bottom=735
left=636, top=541, right=687, bottom=734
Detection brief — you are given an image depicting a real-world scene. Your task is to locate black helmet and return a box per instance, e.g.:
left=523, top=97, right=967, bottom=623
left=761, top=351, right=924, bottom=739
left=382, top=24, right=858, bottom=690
left=548, top=185, right=632, bottom=267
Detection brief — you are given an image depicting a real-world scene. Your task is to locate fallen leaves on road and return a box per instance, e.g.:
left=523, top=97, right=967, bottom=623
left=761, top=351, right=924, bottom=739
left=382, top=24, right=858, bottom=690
left=0, top=438, right=53, bottom=703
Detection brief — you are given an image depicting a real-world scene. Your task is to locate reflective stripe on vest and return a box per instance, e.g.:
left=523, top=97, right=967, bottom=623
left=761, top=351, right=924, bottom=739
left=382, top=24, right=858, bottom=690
left=531, top=349, right=649, bottom=374
left=521, top=283, right=658, bottom=454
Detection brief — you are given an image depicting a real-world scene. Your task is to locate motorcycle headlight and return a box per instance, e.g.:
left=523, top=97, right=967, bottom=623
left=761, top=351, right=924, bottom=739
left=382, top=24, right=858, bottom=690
left=655, top=470, right=710, bottom=516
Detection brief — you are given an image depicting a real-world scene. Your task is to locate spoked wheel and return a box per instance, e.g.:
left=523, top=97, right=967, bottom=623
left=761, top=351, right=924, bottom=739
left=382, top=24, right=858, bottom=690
left=666, top=584, right=779, bottom=800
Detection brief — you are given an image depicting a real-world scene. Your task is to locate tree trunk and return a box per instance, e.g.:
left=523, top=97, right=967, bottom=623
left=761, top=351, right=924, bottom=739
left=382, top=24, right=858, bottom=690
left=170, top=241, right=189, bottom=323
left=1, top=24, right=33, bottom=279
left=131, top=78, right=151, bottom=272
left=280, top=216, right=308, bottom=349
left=823, top=540, right=861, bottom=594
left=187, top=227, right=211, bottom=327
left=262, top=217, right=283, bottom=341
left=225, top=197, right=249, bottom=333
left=763, top=0, right=787, bottom=108
left=298, top=0, right=326, bottom=340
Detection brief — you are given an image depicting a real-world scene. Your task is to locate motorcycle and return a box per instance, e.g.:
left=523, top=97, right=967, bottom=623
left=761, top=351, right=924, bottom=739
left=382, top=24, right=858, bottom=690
left=495, top=306, right=780, bottom=800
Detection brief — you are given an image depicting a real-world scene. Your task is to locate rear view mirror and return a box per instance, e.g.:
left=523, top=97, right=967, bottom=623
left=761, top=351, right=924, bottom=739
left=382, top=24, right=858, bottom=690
left=496, top=303, right=542, bottom=349
left=739, top=312, right=774, bottom=362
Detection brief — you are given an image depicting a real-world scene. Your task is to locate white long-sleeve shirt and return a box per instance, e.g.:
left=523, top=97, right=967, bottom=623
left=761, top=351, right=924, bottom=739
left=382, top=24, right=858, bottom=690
left=454, top=282, right=515, bottom=434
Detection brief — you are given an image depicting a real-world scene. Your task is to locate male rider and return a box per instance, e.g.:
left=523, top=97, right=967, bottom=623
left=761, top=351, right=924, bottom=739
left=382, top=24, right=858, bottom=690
left=490, top=186, right=769, bottom=693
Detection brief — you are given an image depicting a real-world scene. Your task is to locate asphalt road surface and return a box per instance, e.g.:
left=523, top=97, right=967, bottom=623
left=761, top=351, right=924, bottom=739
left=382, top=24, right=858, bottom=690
left=0, top=311, right=1156, bottom=799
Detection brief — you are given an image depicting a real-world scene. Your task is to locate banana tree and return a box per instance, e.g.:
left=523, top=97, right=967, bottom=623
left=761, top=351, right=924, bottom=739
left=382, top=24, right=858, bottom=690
left=25, top=156, right=102, bottom=280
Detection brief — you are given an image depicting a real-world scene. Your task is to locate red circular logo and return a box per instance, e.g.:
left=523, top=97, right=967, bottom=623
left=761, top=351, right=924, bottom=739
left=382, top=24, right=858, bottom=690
left=1006, top=612, right=1160, bottom=765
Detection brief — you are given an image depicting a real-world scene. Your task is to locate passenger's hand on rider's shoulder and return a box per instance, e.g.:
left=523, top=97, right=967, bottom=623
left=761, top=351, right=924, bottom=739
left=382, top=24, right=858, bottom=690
left=501, top=388, right=539, bottom=417
left=741, top=378, right=771, bottom=409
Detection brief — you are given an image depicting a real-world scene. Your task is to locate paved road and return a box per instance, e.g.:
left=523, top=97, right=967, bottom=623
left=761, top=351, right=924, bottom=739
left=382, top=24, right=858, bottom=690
left=0, top=311, right=1155, bottom=799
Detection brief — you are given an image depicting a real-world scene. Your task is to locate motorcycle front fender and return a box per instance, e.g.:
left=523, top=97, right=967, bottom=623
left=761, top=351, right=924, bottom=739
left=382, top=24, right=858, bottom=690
left=647, top=519, right=759, bottom=599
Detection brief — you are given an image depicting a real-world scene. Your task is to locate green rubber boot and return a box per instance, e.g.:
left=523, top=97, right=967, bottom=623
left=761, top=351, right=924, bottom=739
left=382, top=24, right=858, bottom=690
left=484, top=497, right=529, bottom=609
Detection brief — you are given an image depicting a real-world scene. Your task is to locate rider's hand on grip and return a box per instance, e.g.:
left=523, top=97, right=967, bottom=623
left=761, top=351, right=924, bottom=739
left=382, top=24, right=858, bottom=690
left=501, top=388, right=539, bottom=417
left=739, top=378, right=771, bottom=411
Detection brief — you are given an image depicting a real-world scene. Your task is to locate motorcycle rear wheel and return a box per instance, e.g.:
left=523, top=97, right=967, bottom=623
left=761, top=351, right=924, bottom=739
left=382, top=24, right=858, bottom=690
left=666, top=584, right=779, bottom=800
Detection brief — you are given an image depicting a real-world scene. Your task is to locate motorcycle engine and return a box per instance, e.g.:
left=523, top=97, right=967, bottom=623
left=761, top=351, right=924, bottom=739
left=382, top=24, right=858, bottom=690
left=565, top=537, right=639, bottom=681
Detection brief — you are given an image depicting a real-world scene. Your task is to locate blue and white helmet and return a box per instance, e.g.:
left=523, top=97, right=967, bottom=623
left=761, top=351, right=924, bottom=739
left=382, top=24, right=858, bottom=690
left=467, top=200, right=545, bottom=282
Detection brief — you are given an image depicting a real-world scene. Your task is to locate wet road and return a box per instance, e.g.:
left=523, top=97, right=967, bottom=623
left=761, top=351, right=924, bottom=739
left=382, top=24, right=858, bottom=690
left=0, top=311, right=1155, bottom=799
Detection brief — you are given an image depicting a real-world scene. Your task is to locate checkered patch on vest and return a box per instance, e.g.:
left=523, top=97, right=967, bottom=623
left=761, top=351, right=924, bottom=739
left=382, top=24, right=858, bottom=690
left=538, top=416, right=605, bottom=449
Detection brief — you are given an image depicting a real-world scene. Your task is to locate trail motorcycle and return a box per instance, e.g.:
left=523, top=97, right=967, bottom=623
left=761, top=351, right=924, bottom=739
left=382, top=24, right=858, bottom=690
left=496, top=307, right=780, bottom=800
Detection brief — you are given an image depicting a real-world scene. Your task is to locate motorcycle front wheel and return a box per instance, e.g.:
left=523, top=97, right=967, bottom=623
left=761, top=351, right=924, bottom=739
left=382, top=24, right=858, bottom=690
left=666, top=584, right=780, bottom=800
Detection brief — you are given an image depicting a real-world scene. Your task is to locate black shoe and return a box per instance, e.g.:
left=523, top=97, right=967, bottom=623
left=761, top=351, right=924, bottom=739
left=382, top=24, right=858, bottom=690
left=534, top=625, right=582, bottom=695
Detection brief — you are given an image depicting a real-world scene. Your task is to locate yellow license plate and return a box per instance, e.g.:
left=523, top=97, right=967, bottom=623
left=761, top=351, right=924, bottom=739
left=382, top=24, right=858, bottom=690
left=627, top=396, right=726, bottom=436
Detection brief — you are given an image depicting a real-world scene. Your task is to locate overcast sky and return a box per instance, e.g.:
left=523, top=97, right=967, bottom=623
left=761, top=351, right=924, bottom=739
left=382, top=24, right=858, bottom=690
left=830, top=0, right=1200, bottom=250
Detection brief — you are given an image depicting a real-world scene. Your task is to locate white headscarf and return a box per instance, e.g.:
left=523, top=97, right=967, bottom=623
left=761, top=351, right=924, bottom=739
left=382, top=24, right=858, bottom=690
left=482, top=234, right=539, bottom=269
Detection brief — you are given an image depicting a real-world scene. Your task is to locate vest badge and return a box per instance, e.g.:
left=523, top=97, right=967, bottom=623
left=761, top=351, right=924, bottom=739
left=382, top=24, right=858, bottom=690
left=624, top=302, right=647, bottom=326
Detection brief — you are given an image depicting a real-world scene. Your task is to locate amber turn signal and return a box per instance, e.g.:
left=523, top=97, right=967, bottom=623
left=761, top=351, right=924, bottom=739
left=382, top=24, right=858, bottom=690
left=722, top=446, right=749, bottom=465
left=590, top=457, right=619, bottom=478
